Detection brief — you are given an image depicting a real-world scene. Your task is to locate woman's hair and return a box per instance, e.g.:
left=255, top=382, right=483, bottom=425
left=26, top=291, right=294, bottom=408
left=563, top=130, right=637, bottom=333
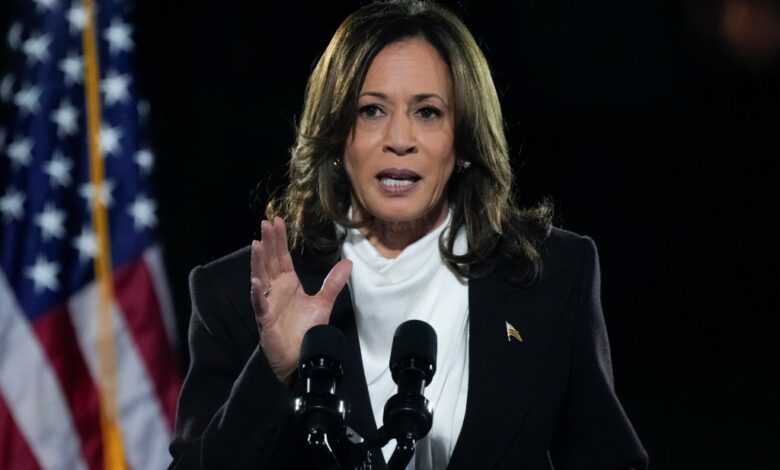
left=267, top=0, right=553, bottom=285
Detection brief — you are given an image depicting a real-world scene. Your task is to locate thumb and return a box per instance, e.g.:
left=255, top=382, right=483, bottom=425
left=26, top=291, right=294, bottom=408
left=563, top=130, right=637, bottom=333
left=317, top=259, right=352, bottom=307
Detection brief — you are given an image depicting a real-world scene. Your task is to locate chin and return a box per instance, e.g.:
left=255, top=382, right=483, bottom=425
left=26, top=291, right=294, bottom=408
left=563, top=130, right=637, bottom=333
left=370, top=205, right=444, bottom=228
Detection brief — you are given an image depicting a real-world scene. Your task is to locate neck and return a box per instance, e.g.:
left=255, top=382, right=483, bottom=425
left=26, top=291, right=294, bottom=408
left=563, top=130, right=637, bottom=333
left=355, top=202, right=449, bottom=259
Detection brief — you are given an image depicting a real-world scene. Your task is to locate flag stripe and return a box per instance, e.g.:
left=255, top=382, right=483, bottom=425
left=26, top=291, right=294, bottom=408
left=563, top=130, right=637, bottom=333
left=114, top=255, right=181, bottom=428
left=68, top=278, right=173, bottom=470
left=0, top=393, right=42, bottom=470
left=0, top=272, right=88, bottom=470
left=31, top=305, right=105, bottom=470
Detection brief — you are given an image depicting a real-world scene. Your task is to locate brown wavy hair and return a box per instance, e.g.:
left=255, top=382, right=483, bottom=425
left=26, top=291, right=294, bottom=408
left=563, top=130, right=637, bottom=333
left=267, top=0, right=552, bottom=285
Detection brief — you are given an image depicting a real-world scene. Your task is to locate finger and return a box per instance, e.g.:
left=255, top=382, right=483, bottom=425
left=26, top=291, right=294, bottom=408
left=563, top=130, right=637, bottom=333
left=274, top=217, right=294, bottom=273
left=317, top=259, right=352, bottom=307
left=261, top=220, right=280, bottom=278
left=251, top=240, right=270, bottom=286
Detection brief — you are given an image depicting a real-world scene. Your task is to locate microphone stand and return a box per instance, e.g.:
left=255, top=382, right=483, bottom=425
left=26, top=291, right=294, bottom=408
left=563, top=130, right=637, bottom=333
left=295, top=320, right=437, bottom=470
left=306, top=428, right=342, bottom=470
left=386, top=434, right=416, bottom=470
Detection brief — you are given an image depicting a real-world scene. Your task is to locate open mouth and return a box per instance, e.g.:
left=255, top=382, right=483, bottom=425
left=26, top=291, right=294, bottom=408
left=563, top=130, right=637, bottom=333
left=376, top=169, right=421, bottom=188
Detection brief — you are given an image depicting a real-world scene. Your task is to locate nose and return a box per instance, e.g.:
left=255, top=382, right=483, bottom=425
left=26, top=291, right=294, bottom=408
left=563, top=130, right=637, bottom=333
left=383, top=113, right=418, bottom=156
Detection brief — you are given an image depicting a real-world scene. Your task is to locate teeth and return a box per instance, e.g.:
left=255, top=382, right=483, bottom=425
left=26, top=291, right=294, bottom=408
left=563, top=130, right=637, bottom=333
left=380, top=178, right=414, bottom=187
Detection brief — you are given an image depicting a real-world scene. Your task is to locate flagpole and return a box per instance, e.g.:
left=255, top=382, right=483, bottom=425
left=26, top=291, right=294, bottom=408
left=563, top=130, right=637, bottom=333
left=80, top=0, right=128, bottom=468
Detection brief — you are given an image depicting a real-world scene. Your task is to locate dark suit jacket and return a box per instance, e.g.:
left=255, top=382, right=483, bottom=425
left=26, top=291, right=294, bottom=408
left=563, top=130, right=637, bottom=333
left=169, top=228, right=648, bottom=469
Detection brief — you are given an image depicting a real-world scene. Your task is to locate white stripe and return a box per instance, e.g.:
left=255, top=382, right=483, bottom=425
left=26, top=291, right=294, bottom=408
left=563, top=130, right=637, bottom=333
left=142, top=245, right=178, bottom=349
left=0, top=271, right=88, bottom=470
left=68, top=281, right=172, bottom=470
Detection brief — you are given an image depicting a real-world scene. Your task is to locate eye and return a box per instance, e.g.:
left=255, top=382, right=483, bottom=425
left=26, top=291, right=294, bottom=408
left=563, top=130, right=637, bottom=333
left=358, top=104, right=385, bottom=119
left=416, top=106, right=442, bottom=121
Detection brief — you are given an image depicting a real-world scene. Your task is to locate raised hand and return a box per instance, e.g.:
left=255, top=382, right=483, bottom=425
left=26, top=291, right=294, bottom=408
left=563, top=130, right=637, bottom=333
left=250, top=217, right=352, bottom=382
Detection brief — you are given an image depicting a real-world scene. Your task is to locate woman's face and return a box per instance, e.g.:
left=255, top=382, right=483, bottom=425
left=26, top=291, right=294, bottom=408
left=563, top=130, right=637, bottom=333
left=344, top=38, right=456, bottom=231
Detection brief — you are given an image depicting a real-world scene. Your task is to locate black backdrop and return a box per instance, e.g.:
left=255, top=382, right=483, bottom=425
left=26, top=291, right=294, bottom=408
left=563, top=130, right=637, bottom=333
left=65, top=0, right=780, bottom=467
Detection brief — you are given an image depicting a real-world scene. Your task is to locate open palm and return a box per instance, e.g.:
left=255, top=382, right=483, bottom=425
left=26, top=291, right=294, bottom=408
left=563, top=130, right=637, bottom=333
left=250, top=217, right=352, bottom=382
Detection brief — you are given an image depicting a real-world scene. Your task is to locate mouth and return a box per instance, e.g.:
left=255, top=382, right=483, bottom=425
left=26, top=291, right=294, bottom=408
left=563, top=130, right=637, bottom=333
left=376, top=169, right=421, bottom=186
left=376, top=169, right=421, bottom=193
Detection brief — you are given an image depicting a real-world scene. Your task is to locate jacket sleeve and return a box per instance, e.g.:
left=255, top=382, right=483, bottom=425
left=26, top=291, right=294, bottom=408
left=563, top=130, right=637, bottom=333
left=168, top=264, right=306, bottom=469
left=550, top=237, right=649, bottom=470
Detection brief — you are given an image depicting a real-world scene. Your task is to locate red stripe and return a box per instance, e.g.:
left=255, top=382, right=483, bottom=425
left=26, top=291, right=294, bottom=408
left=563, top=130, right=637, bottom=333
left=32, top=305, right=104, bottom=470
left=0, top=385, right=43, bottom=470
left=114, top=258, right=181, bottom=428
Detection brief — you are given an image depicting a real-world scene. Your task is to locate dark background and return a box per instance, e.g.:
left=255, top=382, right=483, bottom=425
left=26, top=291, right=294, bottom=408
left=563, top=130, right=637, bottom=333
left=137, top=0, right=777, bottom=467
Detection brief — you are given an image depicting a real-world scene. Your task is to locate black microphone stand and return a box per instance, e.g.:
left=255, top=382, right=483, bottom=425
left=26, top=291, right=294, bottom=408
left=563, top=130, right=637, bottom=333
left=294, top=326, right=349, bottom=470
left=306, top=428, right=342, bottom=470
left=387, top=434, right=416, bottom=470
left=295, top=320, right=437, bottom=470
left=361, top=316, right=438, bottom=469
left=366, top=355, right=434, bottom=470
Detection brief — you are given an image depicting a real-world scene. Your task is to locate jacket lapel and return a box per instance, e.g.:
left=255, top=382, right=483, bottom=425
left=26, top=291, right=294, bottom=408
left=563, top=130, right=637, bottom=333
left=447, top=259, right=574, bottom=469
left=328, top=284, right=379, bottom=441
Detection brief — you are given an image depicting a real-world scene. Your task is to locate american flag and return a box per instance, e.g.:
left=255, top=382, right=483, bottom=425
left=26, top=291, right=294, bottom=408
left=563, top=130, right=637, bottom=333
left=0, top=1, right=180, bottom=469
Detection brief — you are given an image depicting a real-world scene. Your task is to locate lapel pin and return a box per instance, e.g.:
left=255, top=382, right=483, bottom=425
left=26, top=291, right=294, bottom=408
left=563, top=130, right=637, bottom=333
left=505, top=321, right=523, bottom=343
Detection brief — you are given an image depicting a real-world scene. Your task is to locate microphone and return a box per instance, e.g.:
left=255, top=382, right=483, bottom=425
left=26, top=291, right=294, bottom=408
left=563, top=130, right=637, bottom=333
left=381, top=320, right=438, bottom=470
left=294, top=325, right=347, bottom=470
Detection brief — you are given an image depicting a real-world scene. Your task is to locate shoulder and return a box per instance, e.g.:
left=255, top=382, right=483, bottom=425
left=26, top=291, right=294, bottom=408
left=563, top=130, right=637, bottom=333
left=189, top=245, right=252, bottom=319
left=190, top=245, right=251, bottom=289
left=188, top=246, right=258, bottom=350
left=540, top=227, right=597, bottom=259
left=538, top=227, right=599, bottom=277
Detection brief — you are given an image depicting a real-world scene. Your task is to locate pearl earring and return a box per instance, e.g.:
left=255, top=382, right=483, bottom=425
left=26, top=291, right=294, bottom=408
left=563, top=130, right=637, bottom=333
left=455, top=160, right=472, bottom=173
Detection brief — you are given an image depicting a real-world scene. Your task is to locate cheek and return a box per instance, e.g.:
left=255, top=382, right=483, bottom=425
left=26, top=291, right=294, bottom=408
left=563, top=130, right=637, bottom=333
left=435, top=148, right=456, bottom=183
left=343, top=147, right=369, bottom=200
left=343, top=152, right=362, bottom=190
left=343, top=135, right=372, bottom=178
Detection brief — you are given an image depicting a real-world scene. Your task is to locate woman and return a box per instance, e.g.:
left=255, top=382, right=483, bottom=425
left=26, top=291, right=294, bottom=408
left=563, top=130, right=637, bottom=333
left=169, top=1, right=648, bottom=469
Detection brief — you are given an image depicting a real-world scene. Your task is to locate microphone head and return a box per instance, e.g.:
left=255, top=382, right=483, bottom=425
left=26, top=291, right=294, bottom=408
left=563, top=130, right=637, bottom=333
left=390, top=320, right=437, bottom=383
left=299, top=325, right=347, bottom=373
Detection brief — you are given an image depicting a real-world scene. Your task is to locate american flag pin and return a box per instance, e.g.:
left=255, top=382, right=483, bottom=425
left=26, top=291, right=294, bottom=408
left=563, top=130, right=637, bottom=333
left=505, top=321, right=523, bottom=342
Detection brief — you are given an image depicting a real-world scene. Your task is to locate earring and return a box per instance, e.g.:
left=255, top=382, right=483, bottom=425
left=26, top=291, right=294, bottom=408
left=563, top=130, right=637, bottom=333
left=455, top=159, right=472, bottom=173
left=333, top=158, right=342, bottom=169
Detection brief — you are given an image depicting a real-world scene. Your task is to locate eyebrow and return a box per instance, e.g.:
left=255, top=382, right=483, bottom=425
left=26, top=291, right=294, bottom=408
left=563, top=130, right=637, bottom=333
left=359, top=91, right=449, bottom=106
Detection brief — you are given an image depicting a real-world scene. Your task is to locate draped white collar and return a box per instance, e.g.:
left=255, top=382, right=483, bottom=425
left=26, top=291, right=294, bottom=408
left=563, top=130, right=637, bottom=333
left=340, top=211, right=470, bottom=469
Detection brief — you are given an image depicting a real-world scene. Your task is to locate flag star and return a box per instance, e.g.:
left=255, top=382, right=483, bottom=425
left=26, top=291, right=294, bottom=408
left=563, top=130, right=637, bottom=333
left=43, top=152, right=74, bottom=187
left=32, top=0, right=59, bottom=13
left=7, top=22, right=22, bottom=50
left=128, top=195, right=157, bottom=231
left=134, top=148, right=154, bottom=175
left=104, top=19, right=134, bottom=55
left=22, top=33, right=52, bottom=65
left=59, top=53, right=83, bottom=85
left=79, top=179, right=115, bottom=209
left=14, top=84, right=42, bottom=116
left=34, top=203, right=67, bottom=241
left=51, top=100, right=79, bottom=136
left=24, top=255, right=60, bottom=293
left=101, top=71, right=131, bottom=106
left=7, top=137, right=34, bottom=168
left=98, top=124, right=122, bottom=156
left=1, top=74, right=14, bottom=102
left=0, top=188, right=25, bottom=222
left=66, top=5, right=89, bottom=34
left=72, top=226, right=98, bottom=262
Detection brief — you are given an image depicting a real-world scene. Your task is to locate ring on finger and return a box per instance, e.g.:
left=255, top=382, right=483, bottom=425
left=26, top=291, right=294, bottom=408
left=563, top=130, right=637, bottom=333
left=263, top=285, right=272, bottom=297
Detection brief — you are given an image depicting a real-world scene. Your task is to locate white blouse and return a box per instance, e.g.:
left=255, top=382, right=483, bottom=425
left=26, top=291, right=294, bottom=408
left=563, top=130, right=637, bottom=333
left=340, top=212, right=470, bottom=469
